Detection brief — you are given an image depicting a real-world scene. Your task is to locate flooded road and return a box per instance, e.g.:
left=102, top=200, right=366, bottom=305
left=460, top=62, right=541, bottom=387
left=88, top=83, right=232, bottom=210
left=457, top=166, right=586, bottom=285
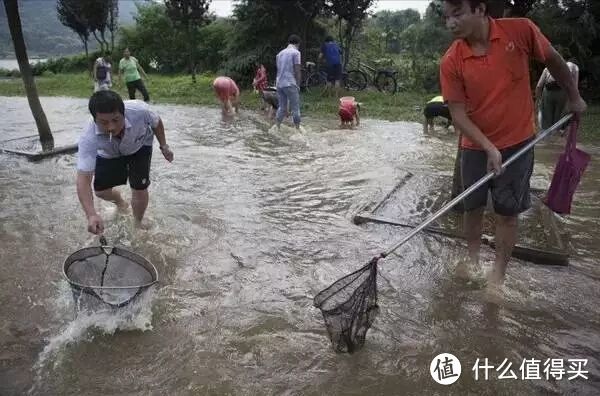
left=1, top=96, right=599, bottom=395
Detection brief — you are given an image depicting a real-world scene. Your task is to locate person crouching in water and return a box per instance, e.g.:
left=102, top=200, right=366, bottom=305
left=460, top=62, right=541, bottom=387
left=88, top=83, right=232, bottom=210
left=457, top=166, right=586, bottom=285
left=252, top=64, right=279, bottom=119
left=213, top=76, right=240, bottom=117
left=423, top=95, right=452, bottom=134
left=339, top=96, right=360, bottom=128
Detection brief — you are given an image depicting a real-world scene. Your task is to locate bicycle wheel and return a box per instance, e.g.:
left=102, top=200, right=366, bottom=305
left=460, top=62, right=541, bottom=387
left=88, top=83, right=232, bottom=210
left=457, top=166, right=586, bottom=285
left=344, top=70, right=368, bottom=91
left=305, top=72, right=326, bottom=93
left=375, top=72, right=397, bottom=94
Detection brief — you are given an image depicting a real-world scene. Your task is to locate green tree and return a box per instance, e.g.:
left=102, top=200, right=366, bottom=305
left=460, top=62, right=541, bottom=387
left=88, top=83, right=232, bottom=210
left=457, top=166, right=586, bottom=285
left=529, top=0, right=599, bottom=89
left=370, top=9, right=421, bottom=53
left=119, top=3, right=186, bottom=73
left=224, top=0, right=327, bottom=85
left=165, top=0, right=212, bottom=82
left=85, top=0, right=111, bottom=53
left=326, top=0, right=376, bottom=69
left=57, top=0, right=90, bottom=57
left=108, top=0, right=119, bottom=52
left=4, top=0, right=53, bottom=149
left=57, top=0, right=113, bottom=56
left=196, top=20, right=233, bottom=73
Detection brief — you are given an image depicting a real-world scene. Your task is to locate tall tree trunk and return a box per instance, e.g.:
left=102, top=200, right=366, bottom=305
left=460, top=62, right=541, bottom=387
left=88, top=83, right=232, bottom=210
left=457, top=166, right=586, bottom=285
left=100, top=30, right=109, bottom=55
left=92, top=31, right=105, bottom=53
left=4, top=0, right=53, bottom=149
left=79, top=33, right=89, bottom=58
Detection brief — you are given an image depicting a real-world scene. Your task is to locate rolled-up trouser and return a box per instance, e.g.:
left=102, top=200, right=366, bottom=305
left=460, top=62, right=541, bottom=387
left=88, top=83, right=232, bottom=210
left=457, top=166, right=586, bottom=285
left=276, top=85, right=301, bottom=126
left=126, top=78, right=150, bottom=102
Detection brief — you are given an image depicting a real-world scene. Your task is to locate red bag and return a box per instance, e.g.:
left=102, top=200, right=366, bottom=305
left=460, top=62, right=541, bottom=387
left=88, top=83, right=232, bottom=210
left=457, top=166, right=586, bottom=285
left=544, top=117, right=590, bottom=214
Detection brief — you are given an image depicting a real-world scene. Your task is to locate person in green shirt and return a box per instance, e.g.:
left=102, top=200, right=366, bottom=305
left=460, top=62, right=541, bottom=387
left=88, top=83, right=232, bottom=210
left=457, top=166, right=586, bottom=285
left=118, top=48, right=150, bottom=102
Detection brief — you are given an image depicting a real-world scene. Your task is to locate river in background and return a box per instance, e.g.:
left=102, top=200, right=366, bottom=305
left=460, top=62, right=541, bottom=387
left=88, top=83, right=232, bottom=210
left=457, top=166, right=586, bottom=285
left=0, top=59, right=47, bottom=71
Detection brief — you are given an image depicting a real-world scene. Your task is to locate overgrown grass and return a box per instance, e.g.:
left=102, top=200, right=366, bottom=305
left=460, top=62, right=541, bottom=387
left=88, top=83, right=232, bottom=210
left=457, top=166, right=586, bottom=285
left=1, top=72, right=599, bottom=142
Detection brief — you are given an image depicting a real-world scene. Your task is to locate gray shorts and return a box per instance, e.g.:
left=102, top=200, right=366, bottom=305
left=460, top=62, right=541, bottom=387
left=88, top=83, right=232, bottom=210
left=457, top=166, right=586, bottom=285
left=460, top=137, right=534, bottom=216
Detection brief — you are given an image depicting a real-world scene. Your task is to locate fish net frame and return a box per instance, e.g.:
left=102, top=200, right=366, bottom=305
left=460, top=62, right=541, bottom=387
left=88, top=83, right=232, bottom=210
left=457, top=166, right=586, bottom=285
left=63, top=240, right=158, bottom=308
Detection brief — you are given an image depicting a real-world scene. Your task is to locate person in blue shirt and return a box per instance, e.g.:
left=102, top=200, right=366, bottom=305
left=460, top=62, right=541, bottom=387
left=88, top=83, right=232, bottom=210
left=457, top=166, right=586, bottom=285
left=319, top=36, right=342, bottom=96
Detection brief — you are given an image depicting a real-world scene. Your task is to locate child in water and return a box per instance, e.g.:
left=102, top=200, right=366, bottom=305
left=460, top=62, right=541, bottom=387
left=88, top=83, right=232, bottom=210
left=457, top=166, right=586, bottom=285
left=338, top=96, right=360, bottom=128
left=213, top=76, right=240, bottom=116
left=252, top=64, right=278, bottom=119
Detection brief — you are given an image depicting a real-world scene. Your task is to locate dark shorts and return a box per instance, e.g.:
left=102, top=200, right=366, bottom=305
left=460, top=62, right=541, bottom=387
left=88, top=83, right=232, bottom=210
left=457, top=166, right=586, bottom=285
left=326, top=63, right=342, bottom=82
left=424, top=102, right=451, bottom=120
left=93, top=145, right=152, bottom=191
left=461, top=137, right=534, bottom=216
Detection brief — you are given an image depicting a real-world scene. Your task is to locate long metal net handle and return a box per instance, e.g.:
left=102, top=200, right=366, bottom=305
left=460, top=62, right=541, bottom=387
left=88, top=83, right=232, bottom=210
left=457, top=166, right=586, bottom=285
left=381, top=113, right=574, bottom=258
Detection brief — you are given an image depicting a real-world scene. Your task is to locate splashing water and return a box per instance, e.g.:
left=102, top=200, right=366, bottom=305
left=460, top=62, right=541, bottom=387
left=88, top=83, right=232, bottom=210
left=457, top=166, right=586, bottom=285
left=28, top=284, right=156, bottom=395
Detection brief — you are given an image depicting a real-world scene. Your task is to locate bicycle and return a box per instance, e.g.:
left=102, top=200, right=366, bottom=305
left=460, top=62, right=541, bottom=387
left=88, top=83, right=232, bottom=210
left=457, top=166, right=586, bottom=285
left=302, top=62, right=368, bottom=93
left=353, top=60, right=398, bottom=94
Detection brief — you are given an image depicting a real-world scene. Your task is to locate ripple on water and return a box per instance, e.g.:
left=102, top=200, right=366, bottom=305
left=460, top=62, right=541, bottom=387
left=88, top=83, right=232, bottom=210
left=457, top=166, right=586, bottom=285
left=1, top=96, right=599, bottom=395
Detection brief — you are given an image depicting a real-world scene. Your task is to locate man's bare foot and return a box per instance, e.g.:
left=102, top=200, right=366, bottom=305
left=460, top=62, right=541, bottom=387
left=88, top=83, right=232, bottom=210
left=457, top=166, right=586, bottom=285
left=486, top=266, right=504, bottom=286
left=116, top=200, right=129, bottom=212
left=483, top=282, right=504, bottom=304
left=454, top=258, right=471, bottom=280
left=133, top=218, right=151, bottom=230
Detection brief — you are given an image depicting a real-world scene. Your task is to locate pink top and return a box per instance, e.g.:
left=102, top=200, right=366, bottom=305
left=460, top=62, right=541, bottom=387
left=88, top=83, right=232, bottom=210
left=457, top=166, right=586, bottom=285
left=213, top=76, right=239, bottom=102
left=253, top=65, right=268, bottom=92
left=339, top=97, right=357, bottom=121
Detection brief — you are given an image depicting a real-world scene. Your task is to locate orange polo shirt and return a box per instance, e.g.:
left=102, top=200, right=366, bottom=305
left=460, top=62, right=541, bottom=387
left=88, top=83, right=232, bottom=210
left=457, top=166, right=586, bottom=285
left=440, top=18, right=551, bottom=150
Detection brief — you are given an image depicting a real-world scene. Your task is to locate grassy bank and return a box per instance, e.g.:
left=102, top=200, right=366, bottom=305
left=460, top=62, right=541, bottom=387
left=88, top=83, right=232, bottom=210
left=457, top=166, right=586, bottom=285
left=1, top=72, right=599, bottom=142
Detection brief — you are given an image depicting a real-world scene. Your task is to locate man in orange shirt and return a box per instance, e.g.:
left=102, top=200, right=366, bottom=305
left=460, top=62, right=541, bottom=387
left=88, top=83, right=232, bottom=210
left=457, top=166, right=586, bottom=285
left=440, top=0, right=586, bottom=288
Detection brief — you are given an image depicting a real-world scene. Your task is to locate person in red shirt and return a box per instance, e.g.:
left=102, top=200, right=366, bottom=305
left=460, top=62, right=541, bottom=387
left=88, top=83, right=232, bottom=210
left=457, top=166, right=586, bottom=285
left=252, top=64, right=279, bottom=119
left=252, top=64, right=268, bottom=92
left=440, top=0, right=586, bottom=288
left=338, top=96, right=360, bottom=128
left=213, top=76, right=240, bottom=116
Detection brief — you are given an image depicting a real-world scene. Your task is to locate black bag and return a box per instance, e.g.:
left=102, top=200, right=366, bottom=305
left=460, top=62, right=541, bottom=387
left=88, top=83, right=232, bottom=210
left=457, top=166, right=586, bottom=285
left=96, top=65, right=108, bottom=80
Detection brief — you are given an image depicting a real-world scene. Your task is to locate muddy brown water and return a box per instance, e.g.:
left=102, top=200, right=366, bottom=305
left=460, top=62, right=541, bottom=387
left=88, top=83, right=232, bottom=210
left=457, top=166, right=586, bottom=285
left=0, top=96, right=598, bottom=395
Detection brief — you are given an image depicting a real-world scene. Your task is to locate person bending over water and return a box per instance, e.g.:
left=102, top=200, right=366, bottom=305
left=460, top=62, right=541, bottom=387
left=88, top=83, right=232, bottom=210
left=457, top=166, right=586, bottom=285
left=76, top=90, right=174, bottom=234
left=213, top=76, right=240, bottom=117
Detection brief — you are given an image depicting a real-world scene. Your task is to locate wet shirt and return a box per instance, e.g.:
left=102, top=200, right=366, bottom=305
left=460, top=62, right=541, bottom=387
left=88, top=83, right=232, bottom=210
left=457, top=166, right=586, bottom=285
left=119, top=57, right=141, bottom=83
left=77, top=100, right=160, bottom=172
left=321, top=41, right=341, bottom=65
left=276, top=45, right=301, bottom=88
left=441, top=18, right=551, bottom=150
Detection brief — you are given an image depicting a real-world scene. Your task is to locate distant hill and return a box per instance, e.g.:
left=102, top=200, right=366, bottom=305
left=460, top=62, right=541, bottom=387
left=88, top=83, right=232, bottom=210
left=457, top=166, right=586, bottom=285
left=0, top=0, right=141, bottom=58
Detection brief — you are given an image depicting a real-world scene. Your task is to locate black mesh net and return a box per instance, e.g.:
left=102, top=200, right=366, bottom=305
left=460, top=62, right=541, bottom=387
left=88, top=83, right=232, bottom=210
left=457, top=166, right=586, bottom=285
left=64, top=243, right=157, bottom=308
left=313, top=256, right=380, bottom=353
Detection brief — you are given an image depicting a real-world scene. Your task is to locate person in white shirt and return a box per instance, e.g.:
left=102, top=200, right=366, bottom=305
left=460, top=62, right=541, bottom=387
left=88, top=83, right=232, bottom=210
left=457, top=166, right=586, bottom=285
left=275, top=34, right=302, bottom=129
left=535, top=58, right=579, bottom=131
left=93, top=55, right=112, bottom=92
left=76, top=91, right=174, bottom=234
